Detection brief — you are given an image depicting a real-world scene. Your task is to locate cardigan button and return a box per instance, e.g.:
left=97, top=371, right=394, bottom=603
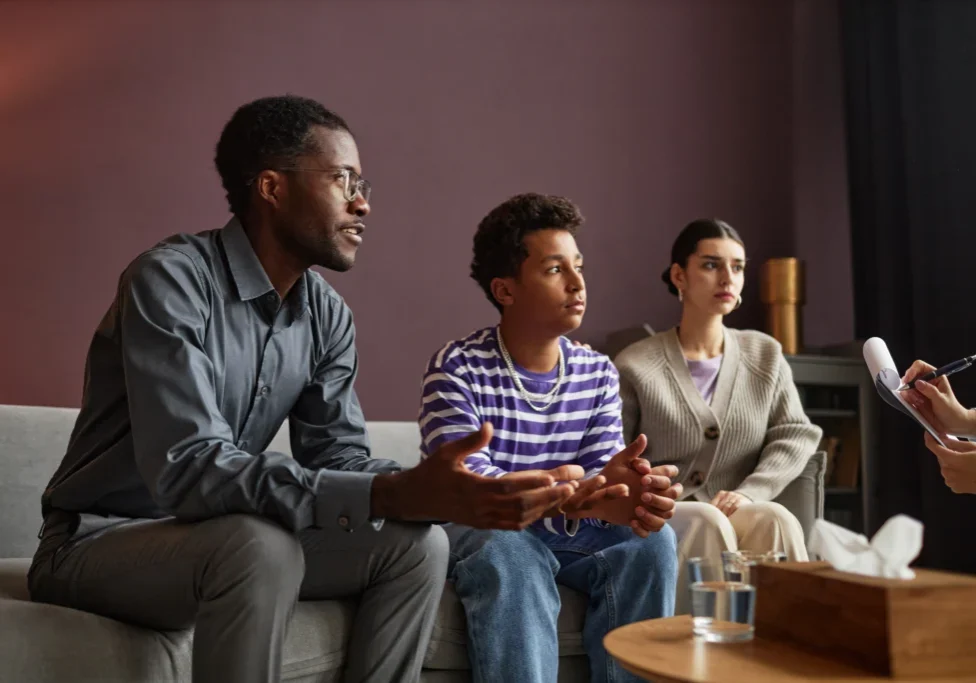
left=689, top=471, right=705, bottom=487
left=704, top=425, right=720, bottom=441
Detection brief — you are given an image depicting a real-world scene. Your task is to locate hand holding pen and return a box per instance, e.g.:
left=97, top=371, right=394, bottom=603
left=898, top=355, right=976, bottom=391
left=900, top=358, right=976, bottom=438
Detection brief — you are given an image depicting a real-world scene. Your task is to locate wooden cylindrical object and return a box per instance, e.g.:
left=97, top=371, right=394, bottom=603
left=759, top=258, right=804, bottom=355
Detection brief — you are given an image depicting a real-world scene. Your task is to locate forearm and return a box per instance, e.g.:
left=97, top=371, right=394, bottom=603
left=735, top=457, right=809, bottom=502
left=735, top=428, right=820, bottom=502
left=309, top=448, right=402, bottom=475
left=138, top=438, right=378, bottom=532
left=962, top=409, right=976, bottom=437
left=370, top=472, right=405, bottom=519
left=370, top=470, right=444, bottom=522
left=370, top=469, right=466, bottom=524
left=737, top=357, right=824, bottom=502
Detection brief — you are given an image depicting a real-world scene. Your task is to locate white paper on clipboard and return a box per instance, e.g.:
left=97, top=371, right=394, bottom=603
left=862, top=337, right=947, bottom=447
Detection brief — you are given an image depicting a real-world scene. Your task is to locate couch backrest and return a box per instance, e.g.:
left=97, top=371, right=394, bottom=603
left=0, top=404, right=422, bottom=559
left=0, top=405, right=79, bottom=559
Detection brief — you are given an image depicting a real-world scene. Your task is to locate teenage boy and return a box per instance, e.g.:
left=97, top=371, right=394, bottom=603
left=418, top=193, right=681, bottom=683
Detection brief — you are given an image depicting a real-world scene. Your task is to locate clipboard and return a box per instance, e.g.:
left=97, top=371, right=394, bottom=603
left=863, top=337, right=948, bottom=448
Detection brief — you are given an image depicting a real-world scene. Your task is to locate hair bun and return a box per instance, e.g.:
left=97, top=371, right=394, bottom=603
left=661, top=267, right=678, bottom=297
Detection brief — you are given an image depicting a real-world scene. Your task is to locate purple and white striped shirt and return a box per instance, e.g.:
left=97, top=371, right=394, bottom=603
left=419, top=327, right=626, bottom=535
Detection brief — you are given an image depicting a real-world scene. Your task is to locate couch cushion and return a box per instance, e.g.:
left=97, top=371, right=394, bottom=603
left=0, top=558, right=354, bottom=683
left=0, top=558, right=30, bottom=600
left=424, top=581, right=587, bottom=670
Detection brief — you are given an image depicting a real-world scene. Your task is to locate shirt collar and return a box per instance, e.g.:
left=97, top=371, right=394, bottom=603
left=289, top=270, right=310, bottom=318
left=219, top=218, right=310, bottom=318
left=220, top=218, right=275, bottom=302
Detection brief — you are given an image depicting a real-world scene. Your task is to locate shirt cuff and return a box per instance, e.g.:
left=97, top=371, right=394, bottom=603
left=313, top=470, right=378, bottom=531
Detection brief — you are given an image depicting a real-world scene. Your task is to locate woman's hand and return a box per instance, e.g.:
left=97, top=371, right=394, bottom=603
left=901, top=360, right=976, bottom=437
left=924, top=432, right=976, bottom=494
left=709, top=490, right=750, bottom=517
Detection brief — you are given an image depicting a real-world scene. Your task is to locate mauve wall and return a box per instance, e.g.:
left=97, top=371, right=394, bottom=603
left=0, top=0, right=850, bottom=419
left=792, top=0, right=854, bottom=349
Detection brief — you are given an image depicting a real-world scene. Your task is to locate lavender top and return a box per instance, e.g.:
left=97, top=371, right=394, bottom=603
left=686, top=355, right=723, bottom=405
left=419, top=327, right=625, bottom=536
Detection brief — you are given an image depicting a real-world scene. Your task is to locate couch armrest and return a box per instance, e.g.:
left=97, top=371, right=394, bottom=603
left=771, top=451, right=826, bottom=542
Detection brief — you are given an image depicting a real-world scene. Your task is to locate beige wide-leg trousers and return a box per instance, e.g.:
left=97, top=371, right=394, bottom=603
left=669, top=500, right=808, bottom=614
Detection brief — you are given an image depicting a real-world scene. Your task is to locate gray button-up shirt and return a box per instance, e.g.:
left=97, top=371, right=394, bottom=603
left=42, top=219, right=400, bottom=535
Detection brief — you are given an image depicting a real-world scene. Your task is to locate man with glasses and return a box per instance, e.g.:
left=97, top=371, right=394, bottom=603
left=28, top=96, right=581, bottom=683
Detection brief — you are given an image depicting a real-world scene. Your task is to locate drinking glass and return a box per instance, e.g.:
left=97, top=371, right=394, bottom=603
left=722, top=549, right=787, bottom=584
left=687, top=557, right=756, bottom=643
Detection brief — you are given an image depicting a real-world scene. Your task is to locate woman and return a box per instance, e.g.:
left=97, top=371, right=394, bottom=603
left=614, top=219, right=822, bottom=613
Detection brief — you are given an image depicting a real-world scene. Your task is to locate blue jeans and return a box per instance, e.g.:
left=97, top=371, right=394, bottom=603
left=445, top=522, right=678, bottom=683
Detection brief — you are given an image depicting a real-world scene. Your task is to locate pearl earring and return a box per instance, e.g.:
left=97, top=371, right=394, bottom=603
left=678, top=289, right=684, bottom=302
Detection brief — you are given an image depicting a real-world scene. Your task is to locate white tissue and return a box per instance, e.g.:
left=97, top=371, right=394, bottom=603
left=808, top=514, right=923, bottom=579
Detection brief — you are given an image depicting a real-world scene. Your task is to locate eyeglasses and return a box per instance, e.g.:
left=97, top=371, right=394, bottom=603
left=276, top=166, right=371, bottom=203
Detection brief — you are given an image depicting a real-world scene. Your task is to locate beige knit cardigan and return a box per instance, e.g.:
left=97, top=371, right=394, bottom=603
left=614, top=327, right=822, bottom=503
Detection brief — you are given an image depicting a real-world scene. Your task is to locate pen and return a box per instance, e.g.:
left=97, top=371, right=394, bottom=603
left=898, top=355, right=976, bottom=391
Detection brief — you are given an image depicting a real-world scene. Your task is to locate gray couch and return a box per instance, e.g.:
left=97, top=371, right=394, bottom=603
left=0, top=404, right=824, bottom=683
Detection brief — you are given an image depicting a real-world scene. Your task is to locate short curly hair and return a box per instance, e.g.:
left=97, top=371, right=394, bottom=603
left=470, top=193, right=584, bottom=312
left=214, top=95, right=351, bottom=218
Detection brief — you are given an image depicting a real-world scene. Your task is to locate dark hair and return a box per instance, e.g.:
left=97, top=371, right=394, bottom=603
left=470, top=193, right=584, bottom=312
left=661, top=218, right=744, bottom=296
left=214, top=95, right=352, bottom=218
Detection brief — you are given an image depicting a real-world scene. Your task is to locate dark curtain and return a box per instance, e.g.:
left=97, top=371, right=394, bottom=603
left=841, top=0, right=976, bottom=571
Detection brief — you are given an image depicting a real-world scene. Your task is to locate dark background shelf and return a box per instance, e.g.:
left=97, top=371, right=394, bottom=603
left=786, top=353, right=877, bottom=535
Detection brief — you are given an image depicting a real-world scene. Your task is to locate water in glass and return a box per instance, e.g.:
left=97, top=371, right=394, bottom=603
left=690, top=580, right=756, bottom=643
left=687, top=556, right=756, bottom=642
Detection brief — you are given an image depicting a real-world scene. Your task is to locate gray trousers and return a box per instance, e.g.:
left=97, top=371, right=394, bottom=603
left=28, top=512, right=449, bottom=683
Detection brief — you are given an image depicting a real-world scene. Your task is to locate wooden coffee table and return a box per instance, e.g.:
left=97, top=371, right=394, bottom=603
left=604, top=616, right=976, bottom=682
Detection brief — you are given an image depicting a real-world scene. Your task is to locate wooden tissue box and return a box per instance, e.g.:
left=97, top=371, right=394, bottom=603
left=754, top=561, right=976, bottom=678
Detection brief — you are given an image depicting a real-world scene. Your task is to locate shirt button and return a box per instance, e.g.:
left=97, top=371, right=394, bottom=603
left=338, top=516, right=350, bottom=528
left=704, top=425, right=720, bottom=441
left=690, top=471, right=705, bottom=486
left=259, top=386, right=271, bottom=396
